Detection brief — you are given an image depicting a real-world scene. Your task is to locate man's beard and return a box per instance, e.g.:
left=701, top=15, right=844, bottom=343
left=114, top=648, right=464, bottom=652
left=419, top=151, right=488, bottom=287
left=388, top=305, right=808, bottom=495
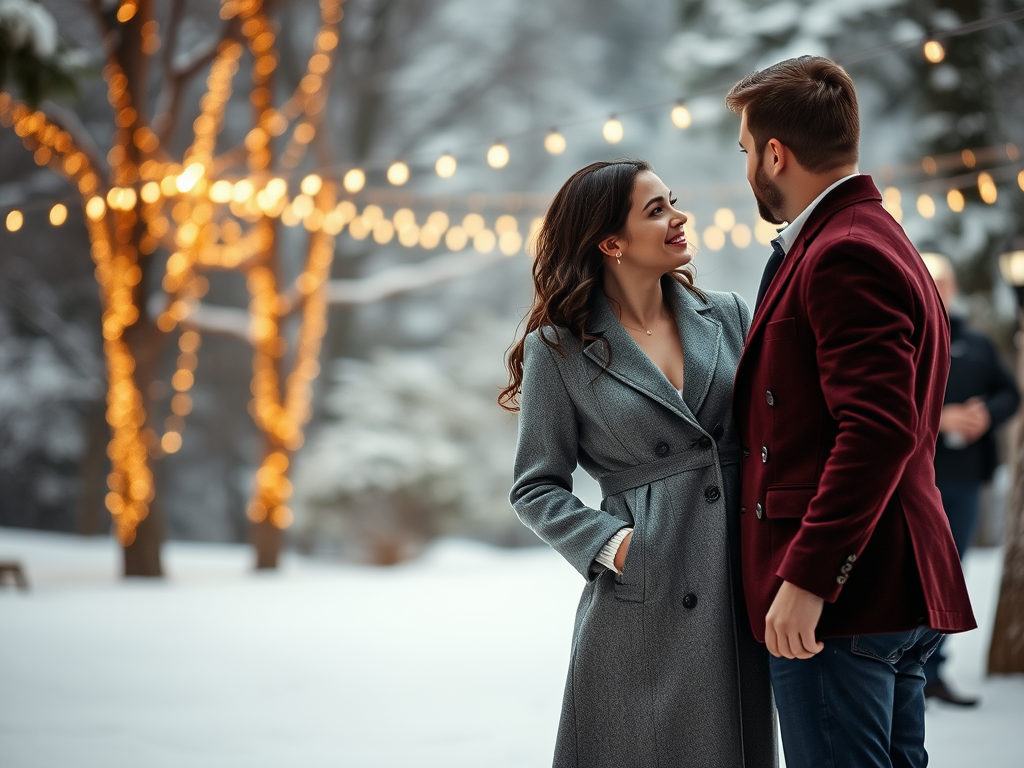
left=753, top=160, right=786, bottom=226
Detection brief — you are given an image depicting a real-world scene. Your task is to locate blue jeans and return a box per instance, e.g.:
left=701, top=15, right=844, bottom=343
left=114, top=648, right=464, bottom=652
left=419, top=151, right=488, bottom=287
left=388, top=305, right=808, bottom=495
left=769, top=627, right=943, bottom=768
left=923, top=480, right=980, bottom=684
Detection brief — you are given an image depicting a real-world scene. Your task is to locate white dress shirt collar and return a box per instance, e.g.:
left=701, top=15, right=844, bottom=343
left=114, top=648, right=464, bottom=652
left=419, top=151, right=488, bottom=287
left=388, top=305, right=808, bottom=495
left=774, top=173, right=861, bottom=255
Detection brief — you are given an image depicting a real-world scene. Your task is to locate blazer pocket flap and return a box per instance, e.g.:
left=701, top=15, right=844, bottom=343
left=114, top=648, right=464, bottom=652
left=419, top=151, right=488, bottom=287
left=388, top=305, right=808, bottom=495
left=764, top=484, right=817, bottom=519
left=765, top=317, right=797, bottom=340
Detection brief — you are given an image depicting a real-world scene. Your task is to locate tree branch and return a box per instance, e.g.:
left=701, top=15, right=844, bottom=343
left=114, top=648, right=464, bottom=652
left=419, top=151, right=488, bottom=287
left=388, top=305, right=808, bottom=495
left=153, top=22, right=238, bottom=144
left=183, top=249, right=506, bottom=344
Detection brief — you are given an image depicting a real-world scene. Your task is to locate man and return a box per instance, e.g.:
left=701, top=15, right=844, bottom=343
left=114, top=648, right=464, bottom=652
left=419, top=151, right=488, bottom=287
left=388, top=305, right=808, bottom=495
left=922, top=252, right=1020, bottom=706
left=727, top=57, right=976, bottom=768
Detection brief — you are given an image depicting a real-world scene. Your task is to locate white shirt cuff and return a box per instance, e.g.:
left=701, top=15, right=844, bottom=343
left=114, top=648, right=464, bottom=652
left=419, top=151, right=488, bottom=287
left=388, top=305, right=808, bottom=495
left=595, top=527, right=633, bottom=574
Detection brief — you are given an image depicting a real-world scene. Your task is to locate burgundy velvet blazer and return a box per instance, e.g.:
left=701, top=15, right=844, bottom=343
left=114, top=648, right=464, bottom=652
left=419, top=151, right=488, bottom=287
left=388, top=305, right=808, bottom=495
left=733, top=175, right=977, bottom=641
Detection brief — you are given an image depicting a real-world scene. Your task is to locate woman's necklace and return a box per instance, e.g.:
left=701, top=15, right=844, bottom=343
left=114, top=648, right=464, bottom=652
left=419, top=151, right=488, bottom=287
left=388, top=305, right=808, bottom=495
left=620, top=309, right=667, bottom=336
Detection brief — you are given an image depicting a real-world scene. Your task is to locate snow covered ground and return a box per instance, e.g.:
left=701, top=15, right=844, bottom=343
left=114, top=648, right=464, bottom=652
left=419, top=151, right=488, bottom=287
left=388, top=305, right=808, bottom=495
left=0, top=528, right=1020, bottom=767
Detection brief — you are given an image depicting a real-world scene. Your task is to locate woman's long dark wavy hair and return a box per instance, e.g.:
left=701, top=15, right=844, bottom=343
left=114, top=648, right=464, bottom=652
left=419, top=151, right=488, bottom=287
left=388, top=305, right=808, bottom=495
left=499, top=160, right=698, bottom=411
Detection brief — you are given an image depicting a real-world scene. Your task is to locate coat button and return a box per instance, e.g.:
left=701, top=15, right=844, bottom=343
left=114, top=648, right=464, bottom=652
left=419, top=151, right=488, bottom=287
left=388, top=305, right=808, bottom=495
left=766, top=390, right=776, bottom=407
left=697, top=436, right=712, bottom=449
left=655, top=442, right=670, bottom=457
left=704, top=486, right=721, bottom=503
left=761, top=446, right=769, bottom=463
left=755, top=502, right=763, bottom=519
left=683, top=593, right=698, bottom=609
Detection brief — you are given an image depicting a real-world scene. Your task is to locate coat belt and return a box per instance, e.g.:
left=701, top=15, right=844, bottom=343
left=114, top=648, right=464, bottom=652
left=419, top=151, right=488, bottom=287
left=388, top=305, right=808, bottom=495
left=598, top=446, right=741, bottom=498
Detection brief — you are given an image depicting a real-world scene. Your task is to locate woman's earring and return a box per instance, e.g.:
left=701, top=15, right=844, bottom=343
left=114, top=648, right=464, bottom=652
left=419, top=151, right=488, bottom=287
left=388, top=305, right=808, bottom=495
left=616, top=252, right=622, bottom=265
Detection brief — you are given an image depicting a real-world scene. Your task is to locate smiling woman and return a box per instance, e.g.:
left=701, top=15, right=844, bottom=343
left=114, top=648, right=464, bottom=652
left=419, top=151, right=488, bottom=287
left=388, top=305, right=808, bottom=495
left=502, top=161, right=778, bottom=768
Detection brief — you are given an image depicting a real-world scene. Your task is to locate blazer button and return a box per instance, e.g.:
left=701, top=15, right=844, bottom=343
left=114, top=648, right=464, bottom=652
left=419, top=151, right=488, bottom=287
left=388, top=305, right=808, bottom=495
left=655, top=442, right=671, bottom=457
left=836, top=575, right=847, bottom=585
left=755, top=502, right=764, bottom=519
left=683, top=593, right=698, bottom=610
left=704, top=486, right=721, bottom=503
left=761, top=446, right=769, bottom=463
left=766, top=390, right=776, bottom=407
left=697, top=436, right=712, bottom=449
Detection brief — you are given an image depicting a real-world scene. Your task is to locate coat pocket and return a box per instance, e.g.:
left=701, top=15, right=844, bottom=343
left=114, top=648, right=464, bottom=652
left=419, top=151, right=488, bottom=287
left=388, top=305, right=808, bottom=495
left=611, top=487, right=646, bottom=603
left=765, top=317, right=797, bottom=340
left=764, top=484, right=817, bottom=519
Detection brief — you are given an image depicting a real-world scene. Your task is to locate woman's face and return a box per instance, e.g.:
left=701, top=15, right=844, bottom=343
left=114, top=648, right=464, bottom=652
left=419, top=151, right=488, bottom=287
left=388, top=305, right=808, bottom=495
left=614, top=171, right=692, bottom=273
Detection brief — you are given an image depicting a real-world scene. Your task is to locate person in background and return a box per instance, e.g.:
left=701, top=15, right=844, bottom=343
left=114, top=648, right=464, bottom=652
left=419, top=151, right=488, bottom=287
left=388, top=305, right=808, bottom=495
left=922, top=252, right=1021, bottom=707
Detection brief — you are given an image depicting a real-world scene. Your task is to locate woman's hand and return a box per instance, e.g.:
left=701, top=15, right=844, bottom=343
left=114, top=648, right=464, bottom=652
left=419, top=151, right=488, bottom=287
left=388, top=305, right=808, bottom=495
left=613, top=531, right=633, bottom=573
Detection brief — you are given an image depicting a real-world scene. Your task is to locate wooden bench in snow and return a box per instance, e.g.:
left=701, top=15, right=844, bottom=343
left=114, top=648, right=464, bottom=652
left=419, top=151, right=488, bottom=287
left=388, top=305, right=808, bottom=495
left=0, top=561, right=27, bottom=590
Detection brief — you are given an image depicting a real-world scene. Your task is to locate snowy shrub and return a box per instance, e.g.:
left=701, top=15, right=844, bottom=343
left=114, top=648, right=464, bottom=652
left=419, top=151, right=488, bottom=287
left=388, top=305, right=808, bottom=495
left=293, top=321, right=520, bottom=563
left=0, top=0, right=81, bottom=105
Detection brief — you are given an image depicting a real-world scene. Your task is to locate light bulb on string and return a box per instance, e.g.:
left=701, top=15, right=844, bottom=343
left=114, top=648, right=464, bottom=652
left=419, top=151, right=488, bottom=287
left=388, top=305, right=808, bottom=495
left=947, top=189, right=965, bottom=212
left=923, top=39, right=945, bottom=64
left=978, top=172, right=998, bottom=204
left=343, top=168, right=365, bottom=194
left=49, top=203, right=67, bottom=226
left=671, top=103, right=692, bottom=129
left=487, top=143, right=510, bottom=169
left=917, top=194, right=936, bottom=219
left=436, top=153, right=457, bottom=178
left=544, top=130, right=566, bottom=155
left=301, top=174, right=323, bottom=196
left=6, top=210, right=23, bottom=232
left=603, top=116, right=624, bottom=144
left=387, top=161, right=409, bottom=186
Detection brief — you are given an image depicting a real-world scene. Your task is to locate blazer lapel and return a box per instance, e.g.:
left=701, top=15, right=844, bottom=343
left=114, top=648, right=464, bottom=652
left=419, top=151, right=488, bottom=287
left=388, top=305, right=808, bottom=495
left=583, top=278, right=721, bottom=425
left=744, top=175, right=884, bottom=344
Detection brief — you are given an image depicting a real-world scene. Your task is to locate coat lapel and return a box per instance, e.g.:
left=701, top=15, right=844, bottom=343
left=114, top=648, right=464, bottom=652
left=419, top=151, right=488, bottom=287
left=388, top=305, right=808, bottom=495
left=583, top=278, right=722, bottom=426
left=744, top=175, right=884, bottom=344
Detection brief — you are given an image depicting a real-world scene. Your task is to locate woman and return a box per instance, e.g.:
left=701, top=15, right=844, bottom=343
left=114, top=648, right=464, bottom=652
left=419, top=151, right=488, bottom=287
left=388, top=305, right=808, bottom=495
left=501, top=160, right=776, bottom=767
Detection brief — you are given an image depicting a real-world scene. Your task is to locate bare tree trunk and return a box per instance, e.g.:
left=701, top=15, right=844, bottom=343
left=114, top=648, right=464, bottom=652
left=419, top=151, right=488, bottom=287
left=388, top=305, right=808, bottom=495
left=988, top=318, right=1024, bottom=673
left=123, top=499, right=164, bottom=577
left=252, top=518, right=283, bottom=569
left=76, top=401, right=109, bottom=536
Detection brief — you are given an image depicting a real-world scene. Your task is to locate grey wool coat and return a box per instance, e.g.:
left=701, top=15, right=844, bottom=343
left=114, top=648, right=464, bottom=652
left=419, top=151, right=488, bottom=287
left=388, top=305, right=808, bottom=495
left=511, top=277, right=777, bottom=768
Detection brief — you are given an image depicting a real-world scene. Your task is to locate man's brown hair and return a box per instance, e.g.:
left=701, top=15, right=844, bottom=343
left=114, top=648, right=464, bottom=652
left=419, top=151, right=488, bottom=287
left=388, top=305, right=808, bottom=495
left=726, top=55, right=859, bottom=173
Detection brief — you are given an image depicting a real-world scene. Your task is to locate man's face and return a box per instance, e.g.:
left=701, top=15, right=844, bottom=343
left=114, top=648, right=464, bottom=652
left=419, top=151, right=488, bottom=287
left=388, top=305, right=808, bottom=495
left=740, top=111, right=786, bottom=226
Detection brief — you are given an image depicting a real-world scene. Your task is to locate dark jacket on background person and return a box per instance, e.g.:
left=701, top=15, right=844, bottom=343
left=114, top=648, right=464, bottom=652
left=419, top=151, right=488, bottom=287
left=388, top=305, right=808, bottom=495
left=934, top=315, right=1020, bottom=483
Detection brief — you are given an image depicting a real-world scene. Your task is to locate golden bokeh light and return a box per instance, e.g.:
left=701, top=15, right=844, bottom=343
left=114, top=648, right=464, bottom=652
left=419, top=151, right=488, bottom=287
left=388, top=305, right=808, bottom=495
left=603, top=117, right=624, bottom=144
left=544, top=131, right=566, bottom=155
left=343, top=168, right=365, bottom=193
left=670, top=105, right=692, bottom=129
left=487, top=143, right=510, bottom=169
left=49, top=203, right=68, bottom=226
left=436, top=154, right=457, bottom=178
left=387, top=161, right=410, bottom=186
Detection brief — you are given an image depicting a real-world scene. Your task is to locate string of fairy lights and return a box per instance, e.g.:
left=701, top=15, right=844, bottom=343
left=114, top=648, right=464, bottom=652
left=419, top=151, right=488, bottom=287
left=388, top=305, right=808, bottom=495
left=1, top=1, right=1023, bottom=546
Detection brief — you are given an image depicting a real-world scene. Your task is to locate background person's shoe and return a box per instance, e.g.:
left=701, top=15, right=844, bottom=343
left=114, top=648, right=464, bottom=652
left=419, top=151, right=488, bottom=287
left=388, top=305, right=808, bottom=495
left=925, top=679, right=980, bottom=707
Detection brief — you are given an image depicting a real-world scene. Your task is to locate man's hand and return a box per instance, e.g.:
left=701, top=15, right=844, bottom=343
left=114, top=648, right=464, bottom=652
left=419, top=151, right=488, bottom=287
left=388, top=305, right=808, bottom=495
left=765, top=580, right=825, bottom=659
left=613, top=531, right=632, bottom=573
left=939, top=397, right=991, bottom=444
